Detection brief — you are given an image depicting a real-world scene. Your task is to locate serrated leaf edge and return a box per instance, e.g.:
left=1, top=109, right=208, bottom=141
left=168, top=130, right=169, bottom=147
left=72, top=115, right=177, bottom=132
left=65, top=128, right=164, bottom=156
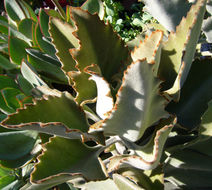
left=108, top=122, right=174, bottom=172
left=131, top=30, right=164, bottom=65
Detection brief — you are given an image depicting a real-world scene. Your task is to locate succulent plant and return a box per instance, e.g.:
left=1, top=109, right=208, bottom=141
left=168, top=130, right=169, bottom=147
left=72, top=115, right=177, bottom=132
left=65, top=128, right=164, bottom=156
left=0, top=0, right=211, bottom=189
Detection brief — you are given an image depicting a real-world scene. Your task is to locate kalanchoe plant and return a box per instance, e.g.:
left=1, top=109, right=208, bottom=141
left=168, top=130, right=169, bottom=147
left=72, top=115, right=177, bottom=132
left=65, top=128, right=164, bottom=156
left=0, top=0, right=212, bottom=189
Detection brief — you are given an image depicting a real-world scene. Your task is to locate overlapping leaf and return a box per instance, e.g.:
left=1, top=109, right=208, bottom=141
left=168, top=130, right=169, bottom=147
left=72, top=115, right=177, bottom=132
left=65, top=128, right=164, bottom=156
left=26, top=49, right=68, bottom=84
left=66, top=7, right=129, bottom=103
left=108, top=118, right=174, bottom=171
left=103, top=59, right=168, bottom=142
left=1, top=91, right=103, bottom=143
left=166, top=58, right=212, bottom=130
left=81, top=0, right=105, bottom=20
left=49, top=17, right=79, bottom=73
left=131, top=30, right=163, bottom=76
left=202, top=1, right=212, bottom=42
left=31, top=137, right=106, bottom=185
left=159, top=0, right=207, bottom=96
left=164, top=100, right=212, bottom=189
left=69, top=7, right=129, bottom=82
left=9, top=37, right=30, bottom=65
left=143, top=0, right=191, bottom=31
left=85, top=64, right=114, bottom=119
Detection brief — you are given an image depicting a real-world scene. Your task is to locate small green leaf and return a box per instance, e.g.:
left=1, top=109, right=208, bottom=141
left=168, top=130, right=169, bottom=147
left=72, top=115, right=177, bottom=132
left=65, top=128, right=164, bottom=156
left=17, top=75, right=34, bottom=96
left=0, top=175, right=16, bottom=189
left=35, top=23, right=56, bottom=56
left=26, top=49, right=68, bottom=84
left=19, top=0, right=38, bottom=22
left=81, top=0, right=105, bottom=20
left=4, top=0, right=26, bottom=22
left=20, top=60, right=47, bottom=87
left=18, top=19, right=35, bottom=40
left=9, top=37, right=30, bottom=65
left=0, top=54, right=17, bottom=70
left=69, top=71, right=97, bottom=104
left=0, top=75, right=19, bottom=90
left=39, top=9, right=50, bottom=37
left=0, top=130, right=38, bottom=160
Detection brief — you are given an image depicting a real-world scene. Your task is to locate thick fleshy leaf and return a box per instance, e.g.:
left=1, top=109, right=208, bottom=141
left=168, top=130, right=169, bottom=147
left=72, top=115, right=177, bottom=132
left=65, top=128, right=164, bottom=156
left=48, top=17, right=79, bottom=72
left=0, top=75, right=19, bottom=90
left=86, top=65, right=114, bottom=119
left=20, top=60, right=47, bottom=87
left=71, top=178, right=119, bottom=190
left=166, top=58, right=212, bottom=130
left=2, top=92, right=89, bottom=137
left=108, top=119, right=174, bottom=171
left=81, top=0, right=105, bottom=20
left=0, top=92, right=15, bottom=114
left=20, top=175, right=78, bottom=190
left=202, top=16, right=212, bottom=43
left=1, top=91, right=104, bottom=143
left=164, top=101, right=212, bottom=189
left=0, top=88, right=22, bottom=114
left=0, top=175, right=16, bottom=189
left=131, top=30, right=163, bottom=75
left=200, top=100, right=212, bottom=137
left=18, top=19, right=35, bottom=41
left=1, top=179, right=25, bottom=190
left=4, top=0, right=26, bottom=22
left=0, top=167, right=16, bottom=189
left=26, top=49, right=68, bottom=84
left=31, top=137, right=106, bottom=183
left=131, top=30, right=163, bottom=64
left=113, top=174, right=144, bottom=190
left=0, top=130, right=40, bottom=168
left=143, top=0, right=191, bottom=32
left=0, top=16, right=9, bottom=35
left=0, top=54, right=17, bottom=70
left=164, top=146, right=212, bottom=189
left=17, top=75, right=34, bottom=96
left=159, top=0, right=207, bottom=93
left=9, top=37, right=30, bottom=65
left=39, top=9, right=50, bottom=37
left=0, top=130, right=38, bottom=160
left=68, top=71, right=97, bottom=104
left=19, top=0, right=38, bottom=22
left=1, top=88, right=21, bottom=110
left=34, top=23, right=56, bottom=56
left=69, top=7, right=129, bottom=82
left=119, top=167, right=164, bottom=190
left=103, top=59, right=168, bottom=142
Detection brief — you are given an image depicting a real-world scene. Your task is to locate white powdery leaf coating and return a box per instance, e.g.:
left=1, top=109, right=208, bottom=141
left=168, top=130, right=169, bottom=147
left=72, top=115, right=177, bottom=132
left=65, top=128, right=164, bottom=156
left=103, top=59, right=169, bottom=142
left=89, top=74, right=114, bottom=119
